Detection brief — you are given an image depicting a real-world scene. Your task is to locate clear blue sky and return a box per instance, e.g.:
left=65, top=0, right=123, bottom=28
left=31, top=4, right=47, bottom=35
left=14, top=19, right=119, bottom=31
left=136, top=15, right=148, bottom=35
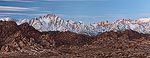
left=0, top=0, right=150, bottom=23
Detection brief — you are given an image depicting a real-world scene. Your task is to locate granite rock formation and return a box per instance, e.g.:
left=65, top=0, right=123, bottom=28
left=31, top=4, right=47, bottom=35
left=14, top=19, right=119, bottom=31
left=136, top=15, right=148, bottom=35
left=1, top=21, right=150, bottom=58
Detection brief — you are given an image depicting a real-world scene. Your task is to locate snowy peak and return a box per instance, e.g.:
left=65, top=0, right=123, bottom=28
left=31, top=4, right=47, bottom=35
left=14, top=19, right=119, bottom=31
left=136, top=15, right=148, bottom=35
left=136, top=18, right=150, bottom=23
left=26, top=14, right=76, bottom=31
left=28, top=14, right=64, bottom=31
left=1, top=14, right=150, bottom=35
left=0, top=17, right=16, bottom=21
left=23, top=14, right=101, bottom=35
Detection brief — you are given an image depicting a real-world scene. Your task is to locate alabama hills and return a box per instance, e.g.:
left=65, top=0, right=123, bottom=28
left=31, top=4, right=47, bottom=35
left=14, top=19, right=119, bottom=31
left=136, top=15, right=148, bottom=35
left=1, top=14, right=150, bottom=58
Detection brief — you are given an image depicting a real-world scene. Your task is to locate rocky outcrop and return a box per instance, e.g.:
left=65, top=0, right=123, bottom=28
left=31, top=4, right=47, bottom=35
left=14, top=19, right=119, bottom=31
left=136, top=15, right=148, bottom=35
left=1, top=21, right=150, bottom=58
left=0, top=21, right=93, bottom=53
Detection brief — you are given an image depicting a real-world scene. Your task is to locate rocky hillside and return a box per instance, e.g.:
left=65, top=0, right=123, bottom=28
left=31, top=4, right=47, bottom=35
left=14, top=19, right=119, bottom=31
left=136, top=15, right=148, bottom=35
left=0, top=21, right=93, bottom=53
left=1, top=21, right=150, bottom=58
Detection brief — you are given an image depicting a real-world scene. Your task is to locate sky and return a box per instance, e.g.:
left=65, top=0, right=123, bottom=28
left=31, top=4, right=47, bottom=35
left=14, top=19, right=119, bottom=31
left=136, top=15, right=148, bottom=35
left=0, top=0, right=150, bottom=23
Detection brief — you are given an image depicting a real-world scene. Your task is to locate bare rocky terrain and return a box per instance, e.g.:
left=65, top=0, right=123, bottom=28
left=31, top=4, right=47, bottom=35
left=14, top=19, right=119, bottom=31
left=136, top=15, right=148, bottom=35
left=1, top=21, right=150, bottom=58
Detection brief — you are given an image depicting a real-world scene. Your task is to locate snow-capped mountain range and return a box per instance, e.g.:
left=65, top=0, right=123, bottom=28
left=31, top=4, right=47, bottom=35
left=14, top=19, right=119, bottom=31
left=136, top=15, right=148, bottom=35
left=1, top=14, right=150, bottom=35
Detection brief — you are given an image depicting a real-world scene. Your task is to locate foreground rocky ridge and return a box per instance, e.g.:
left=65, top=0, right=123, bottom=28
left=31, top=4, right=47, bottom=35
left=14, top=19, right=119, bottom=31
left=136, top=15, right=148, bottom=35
left=1, top=21, right=150, bottom=58
left=0, top=21, right=93, bottom=52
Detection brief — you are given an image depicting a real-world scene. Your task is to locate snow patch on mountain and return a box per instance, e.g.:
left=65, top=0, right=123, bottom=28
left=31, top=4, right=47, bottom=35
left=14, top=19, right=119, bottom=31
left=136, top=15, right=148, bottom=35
left=136, top=18, right=150, bottom=22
